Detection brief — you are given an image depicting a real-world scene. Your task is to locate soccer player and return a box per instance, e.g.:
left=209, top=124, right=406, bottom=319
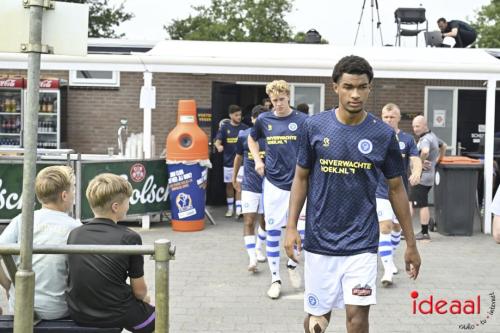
left=285, top=55, right=421, bottom=333
left=233, top=105, right=268, bottom=272
left=215, top=105, right=249, bottom=217
left=376, top=103, right=422, bottom=286
left=248, top=80, right=308, bottom=299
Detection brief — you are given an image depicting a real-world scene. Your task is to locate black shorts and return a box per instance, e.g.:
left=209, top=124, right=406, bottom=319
left=122, top=300, right=155, bottom=333
left=409, top=184, right=432, bottom=208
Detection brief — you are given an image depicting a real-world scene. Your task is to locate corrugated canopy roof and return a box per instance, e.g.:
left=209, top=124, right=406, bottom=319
left=145, top=40, right=500, bottom=80
left=1, top=40, right=500, bottom=80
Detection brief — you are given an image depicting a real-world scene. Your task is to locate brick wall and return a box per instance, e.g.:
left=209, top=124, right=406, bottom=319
left=0, top=69, right=486, bottom=154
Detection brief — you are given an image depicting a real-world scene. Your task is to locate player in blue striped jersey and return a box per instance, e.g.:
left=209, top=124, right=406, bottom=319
left=376, top=103, right=422, bottom=287
left=233, top=105, right=268, bottom=272
left=285, top=55, right=421, bottom=333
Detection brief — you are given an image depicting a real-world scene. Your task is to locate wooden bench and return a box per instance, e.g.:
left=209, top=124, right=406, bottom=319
left=0, top=315, right=121, bottom=332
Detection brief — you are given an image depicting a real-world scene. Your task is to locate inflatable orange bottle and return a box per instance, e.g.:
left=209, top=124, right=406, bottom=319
left=166, top=100, right=209, bottom=231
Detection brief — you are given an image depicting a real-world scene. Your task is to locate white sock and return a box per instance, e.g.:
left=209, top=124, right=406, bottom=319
left=235, top=200, right=242, bottom=212
left=244, top=235, right=256, bottom=264
left=391, top=230, right=401, bottom=252
left=267, top=229, right=281, bottom=282
left=256, top=226, right=266, bottom=251
left=379, top=232, right=394, bottom=273
left=227, top=198, right=234, bottom=211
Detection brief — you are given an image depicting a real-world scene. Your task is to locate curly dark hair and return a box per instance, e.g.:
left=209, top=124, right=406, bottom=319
left=332, top=55, right=374, bottom=83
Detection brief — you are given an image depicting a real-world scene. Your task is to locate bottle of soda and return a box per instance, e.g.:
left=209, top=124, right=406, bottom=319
left=12, top=98, right=17, bottom=113
left=4, top=97, right=11, bottom=113
left=47, top=97, right=54, bottom=113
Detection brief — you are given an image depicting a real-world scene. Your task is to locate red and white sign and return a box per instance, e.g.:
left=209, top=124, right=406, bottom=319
left=130, top=163, right=146, bottom=183
left=433, top=110, right=446, bottom=128
left=0, top=78, right=24, bottom=88
left=21, top=79, right=60, bottom=89
left=39, top=79, right=60, bottom=89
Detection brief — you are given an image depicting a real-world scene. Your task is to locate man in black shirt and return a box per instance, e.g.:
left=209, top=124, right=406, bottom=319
left=66, top=173, right=154, bottom=333
left=437, top=18, right=477, bottom=48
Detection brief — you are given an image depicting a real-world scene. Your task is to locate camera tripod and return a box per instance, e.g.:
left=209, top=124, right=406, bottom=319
left=354, top=0, right=384, bottom=46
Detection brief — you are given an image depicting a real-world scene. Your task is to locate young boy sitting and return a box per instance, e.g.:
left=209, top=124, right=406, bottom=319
left=66, top=173, right=154, bottom=332
left=0, top=165, right=80, bottom=319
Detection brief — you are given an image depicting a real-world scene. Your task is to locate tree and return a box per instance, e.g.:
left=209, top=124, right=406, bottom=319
left=61, top=0, right=133, bottom=38
left=164, top=0, right=294, bottom=42
left=470, top=0, right=500, bottom=48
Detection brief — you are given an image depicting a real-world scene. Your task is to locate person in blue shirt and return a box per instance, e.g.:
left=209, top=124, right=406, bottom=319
left=285, top=55, right=421, bottom=333
left=233, top=105, right=268, bottom=272
left=376, top=103, right=422, bottom=287
left=248, top=80, right=308, bottom=299
left=215, top=104, right=249, bottom=217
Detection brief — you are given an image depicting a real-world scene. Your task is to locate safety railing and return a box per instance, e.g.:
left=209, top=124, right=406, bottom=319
left=0, top=239, right=175, bottom=333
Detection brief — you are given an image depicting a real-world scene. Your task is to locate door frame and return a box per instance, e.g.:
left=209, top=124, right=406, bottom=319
left=236, top=81, right=325, bottom=113
left=425, top=86, right=500, bottom=155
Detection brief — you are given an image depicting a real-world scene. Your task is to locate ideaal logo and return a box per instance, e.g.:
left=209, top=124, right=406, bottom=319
left=411, top=291, right=496, bottom=330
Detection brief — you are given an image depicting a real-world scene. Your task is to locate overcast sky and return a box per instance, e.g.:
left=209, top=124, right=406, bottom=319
left=109, top=0, right=490, bottom=47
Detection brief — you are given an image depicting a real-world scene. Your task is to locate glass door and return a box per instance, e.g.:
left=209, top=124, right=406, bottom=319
left=425, top=88, right=456, bottom=154
left=0, top=88, right=22, bottom=147
left=37, top=90, right=59, bottom=149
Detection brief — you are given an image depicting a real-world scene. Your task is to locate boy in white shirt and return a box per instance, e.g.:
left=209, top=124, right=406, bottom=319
left=0, top=165, right=80, bottom=319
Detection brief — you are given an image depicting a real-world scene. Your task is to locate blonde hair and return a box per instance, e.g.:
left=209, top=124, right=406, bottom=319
left=35, top=165, right=75, bottom=205
left=86, top=173, right=132, bottom=214
left=266, top=80, right=290, bottom=97
left=382, top=103, right=401, bottom=116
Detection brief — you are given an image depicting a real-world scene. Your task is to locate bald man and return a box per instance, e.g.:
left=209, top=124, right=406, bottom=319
left=411, top=116, right=447, bottom=240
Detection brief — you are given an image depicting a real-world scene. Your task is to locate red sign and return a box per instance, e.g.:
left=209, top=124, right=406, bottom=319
left=39, top=79, right=59, bottom=89
left=0, top=78, right=24, bottom=88
left=21, top=79, right=60, bottom=89
left=130, top=163, right=146, bottom=183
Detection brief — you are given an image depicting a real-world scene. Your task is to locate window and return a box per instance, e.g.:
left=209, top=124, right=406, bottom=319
left=290, top=84, right=325, bottom=115
left=69, top=70, right=120, bottom=87
left=425, top=87, right=456, bottom=153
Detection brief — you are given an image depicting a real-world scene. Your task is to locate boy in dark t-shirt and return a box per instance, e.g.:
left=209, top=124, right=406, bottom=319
left=66, top=173, right=154, bottom=333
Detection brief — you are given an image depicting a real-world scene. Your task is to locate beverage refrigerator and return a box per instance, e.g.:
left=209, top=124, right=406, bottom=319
left=0, top=77, right=66, bottom=149
left=0, top=78, right=23, bottom=147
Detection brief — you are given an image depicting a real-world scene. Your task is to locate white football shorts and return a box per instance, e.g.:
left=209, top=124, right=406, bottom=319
left=304, top=251, right=377, bottom=315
